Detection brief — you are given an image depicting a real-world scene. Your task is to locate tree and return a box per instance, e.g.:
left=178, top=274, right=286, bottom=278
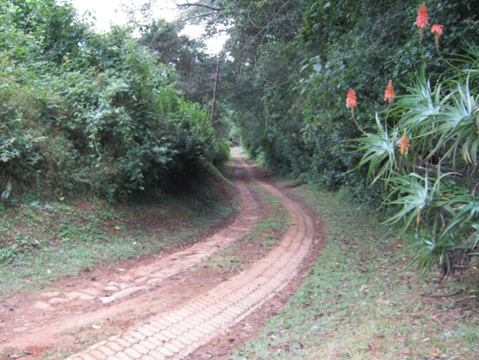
left=0, top=7, right=224, bottom=202
left=138, top=19, right=218, bottom=105
left=2, top=0, right=89, bottom=63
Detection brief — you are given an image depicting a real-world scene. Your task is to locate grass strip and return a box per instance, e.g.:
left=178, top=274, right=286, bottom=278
left=208, top=183, right=289, bottom=273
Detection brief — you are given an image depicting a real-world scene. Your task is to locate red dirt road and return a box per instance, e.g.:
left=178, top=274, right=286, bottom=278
left=0, top=150, right=322, bottom=360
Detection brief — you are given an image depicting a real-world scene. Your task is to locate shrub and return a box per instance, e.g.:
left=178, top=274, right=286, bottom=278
left=0, top=10, right=222, bottom=202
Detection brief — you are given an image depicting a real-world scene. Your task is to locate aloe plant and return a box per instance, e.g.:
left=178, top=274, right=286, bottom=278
left=355, top=46, right=479, bottom=275
left=353, top=115, right=398, bottom=186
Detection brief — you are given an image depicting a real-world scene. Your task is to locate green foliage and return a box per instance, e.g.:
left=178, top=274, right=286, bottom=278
left=353, top=116, right=398, bottom=186
left=214, top=140, right=231, bottom=164
left=384, top=172, right=447, bottom=232
left=0, top=7, right=225, bottom=202
left=2, top=0, right=90, bottom=63
left=197, top=0, right=479, bottom=275
left=356, top=46, right=479, bottom=274
left=138, top=19, right=217, bottom=105
left=405, top=227, right=461, bottom=273
left=215, top=0, right=478, bottom=198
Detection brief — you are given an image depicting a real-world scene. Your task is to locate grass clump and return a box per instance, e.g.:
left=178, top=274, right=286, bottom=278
left=232, top=184, right=479, bottom=360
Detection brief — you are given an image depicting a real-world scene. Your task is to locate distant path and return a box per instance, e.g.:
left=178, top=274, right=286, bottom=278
left=66, top=151, right=316, bottom=360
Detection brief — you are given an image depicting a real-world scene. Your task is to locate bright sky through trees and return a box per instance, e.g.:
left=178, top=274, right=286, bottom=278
left=71, top=0, right=176, bottom=31
left=70, top=0, right=226, bottom=53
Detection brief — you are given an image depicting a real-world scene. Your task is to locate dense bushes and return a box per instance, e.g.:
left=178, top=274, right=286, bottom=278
left=0, top=2, right=226, bottom=202
left=299, top=1, right=479, bottom=273
left=357, top=45, right=479, bottom=274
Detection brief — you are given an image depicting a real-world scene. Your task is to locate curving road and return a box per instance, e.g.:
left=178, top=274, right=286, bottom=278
left=65, top=153, right=316, bottom=360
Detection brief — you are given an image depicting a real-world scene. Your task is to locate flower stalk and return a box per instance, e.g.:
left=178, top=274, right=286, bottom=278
left=415, top=2, right=429, bottom=48
left=346, top=88, right=358, bottom=118
left=346, top=88, right=366, bottom=134
left=399, top=129, right=411, bottom=155
left=431, top=24, right=444, bottom=54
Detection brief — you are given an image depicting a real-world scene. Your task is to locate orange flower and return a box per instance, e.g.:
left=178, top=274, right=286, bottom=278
left=415, top=2, right=428, bottom=28
left=384, top=80, right=395, bottom=104
left=431, top=24, right=444, bottom=52
left=399, top=130, right=410, bottom=155
left=431, top=24, right=443, bottom=35
left=346, top=88, right=357, bottom=108
left=346, top=88, right=358, bottom=118
left=415, top=2, right=428, bottom=46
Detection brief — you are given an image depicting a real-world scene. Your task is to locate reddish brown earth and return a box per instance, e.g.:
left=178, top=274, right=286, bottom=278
left=0, top=152, right=325, bottom=360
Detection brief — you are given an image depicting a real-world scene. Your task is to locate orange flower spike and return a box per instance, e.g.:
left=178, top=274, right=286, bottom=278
left=399, top=130, right=411, bottom=155
left=346, top=88, right=358, bottom=117
left=431, top=24, right=444, bottom=52
left=431, top=24, right=443, bottom=35
left=346, top=88, right=358, bottom=108
left=384, top=80, right=395, bottom=104
left=415, top=2, right=429, bottom=28
left=415, top=2, right=429, bottom=46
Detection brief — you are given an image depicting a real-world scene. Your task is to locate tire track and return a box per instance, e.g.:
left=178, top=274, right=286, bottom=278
left=67, top=156, right=315, bottom=360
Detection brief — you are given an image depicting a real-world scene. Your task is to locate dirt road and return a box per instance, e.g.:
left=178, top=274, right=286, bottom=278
left=0, top=151, right=318, bottom=360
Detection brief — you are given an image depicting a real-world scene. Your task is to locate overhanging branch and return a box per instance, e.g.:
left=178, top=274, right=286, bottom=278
left=182, top=12, right=217, bottom=22
left=177, top=2, right=225, bottom=11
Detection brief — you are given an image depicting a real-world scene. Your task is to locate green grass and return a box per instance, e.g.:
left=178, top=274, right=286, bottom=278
left=231, top=184, right=479, bottom=360
left=0, top=181, right=234, bottom=297
left=208, top=183, right=289, bottom=272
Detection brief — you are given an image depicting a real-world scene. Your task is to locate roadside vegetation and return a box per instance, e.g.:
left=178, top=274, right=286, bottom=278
left=232, top=182, right=479, bottom=359
left=0, top=178, right=234, bottom=296
left=0, top=0, right=231, bottom=279
left=0, top=0, right=230, bottom=204
left=181, top=0, right=479, bottom=281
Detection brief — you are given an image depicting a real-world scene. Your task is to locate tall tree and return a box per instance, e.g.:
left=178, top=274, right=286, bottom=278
left=139, top=19, right=218, bottom=105
left=2, top=0, right=89, bottom=63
